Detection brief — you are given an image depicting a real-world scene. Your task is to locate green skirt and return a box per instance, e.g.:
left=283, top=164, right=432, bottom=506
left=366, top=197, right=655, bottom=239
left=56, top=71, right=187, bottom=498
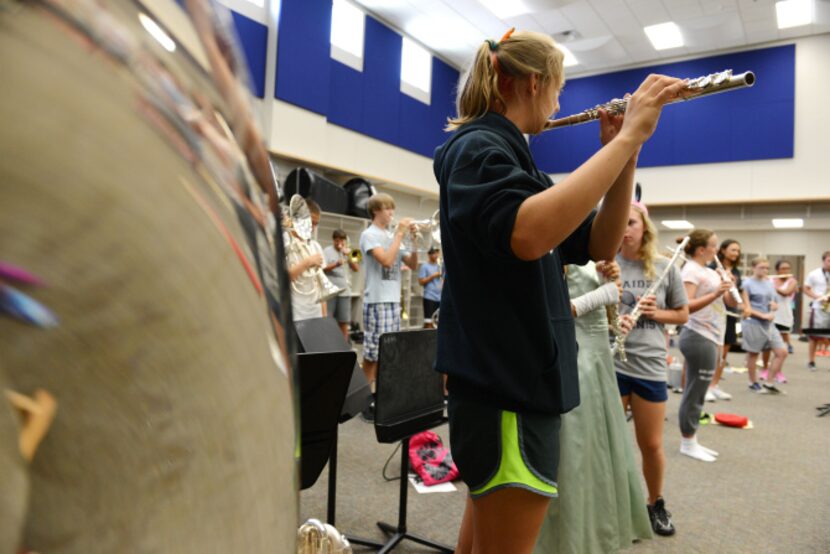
left=534, top=263, right=652, bottom=553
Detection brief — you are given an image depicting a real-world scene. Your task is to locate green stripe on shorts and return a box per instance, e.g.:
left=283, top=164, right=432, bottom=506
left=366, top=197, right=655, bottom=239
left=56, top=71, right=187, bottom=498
left=471, top=411, right=558, bottom=497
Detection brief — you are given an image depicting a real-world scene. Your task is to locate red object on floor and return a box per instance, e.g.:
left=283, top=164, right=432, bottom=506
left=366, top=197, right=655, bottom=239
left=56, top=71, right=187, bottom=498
left=714, top=413, right=749, bottom=428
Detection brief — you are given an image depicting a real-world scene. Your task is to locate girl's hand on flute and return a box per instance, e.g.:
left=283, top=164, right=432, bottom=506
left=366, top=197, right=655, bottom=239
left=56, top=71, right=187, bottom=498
left=598, top=108, right=625, bottom=146
left=596, top=260, right=621, bottom=282
left=619, top=74, right=687, bottom=146
left=618, top=314, right=635, bottom=336
left=638, top=294, right=658, bottom=318
left=717, top=279, right=732, bottom=296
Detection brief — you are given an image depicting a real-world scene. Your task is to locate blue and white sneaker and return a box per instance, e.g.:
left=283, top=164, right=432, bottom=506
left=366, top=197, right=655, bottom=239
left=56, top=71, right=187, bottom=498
left=748, top=382, right=768, bottom=394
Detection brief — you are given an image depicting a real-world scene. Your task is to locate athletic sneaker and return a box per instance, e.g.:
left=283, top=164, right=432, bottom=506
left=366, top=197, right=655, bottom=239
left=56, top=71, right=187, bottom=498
left=787, top=344, right=794, bottom=354
left=705, top=389, right=716, bottom=402
left=762, top=383, right=781, bottom=394
left=711, top=386, right=732, bottom=400
left=807, top=361, right=817, bottom=371
left=749, top=382, right=768, bottom=394
left=360, top=400, right=375, bottom=423
left=775, top=372, right=788, bottom=384
left=759, top=369, right=769, bottom=381
left=647, top=497, right=676, bottom=536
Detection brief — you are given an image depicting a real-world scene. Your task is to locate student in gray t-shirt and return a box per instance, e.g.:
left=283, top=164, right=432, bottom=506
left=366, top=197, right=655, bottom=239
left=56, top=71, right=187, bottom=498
left=614, top=203, right=688, bottom=537
left=323, top=228, right=359, bottom=341
left=741, top=257, right=787, bottom=393
left=359, top=193, right=418, bottom=408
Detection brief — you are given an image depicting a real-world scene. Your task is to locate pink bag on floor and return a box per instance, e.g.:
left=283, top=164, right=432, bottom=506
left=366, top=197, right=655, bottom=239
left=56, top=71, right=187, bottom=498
left=408, top=431, right=458, bottom=486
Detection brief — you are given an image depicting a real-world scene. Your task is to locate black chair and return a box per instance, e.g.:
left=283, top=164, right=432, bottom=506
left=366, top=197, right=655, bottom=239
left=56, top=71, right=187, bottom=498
left=298, top=350, right=357, bottom=490
left=347, top=329, right=453, bottom=553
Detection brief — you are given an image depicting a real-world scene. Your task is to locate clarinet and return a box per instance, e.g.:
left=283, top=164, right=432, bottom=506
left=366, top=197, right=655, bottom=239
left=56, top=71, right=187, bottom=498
left=714, top=255, right=743, bottom=306
left=613, top=237, right=690, bottom=358
left=604, top=272, right=627, bottom=362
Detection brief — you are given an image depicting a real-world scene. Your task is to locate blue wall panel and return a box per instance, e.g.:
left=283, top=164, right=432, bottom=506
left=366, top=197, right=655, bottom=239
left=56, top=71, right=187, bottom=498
left=530, top=44, right=795, bottom=173
left=272, top=0, right=459, bottom=160
left=230, top=11, right=268, bottom=98
left=360, top=18, right=401, bottom=145
left=328, top=61, right=364, bottom=132
left=274, top=0, right=331, bottom=115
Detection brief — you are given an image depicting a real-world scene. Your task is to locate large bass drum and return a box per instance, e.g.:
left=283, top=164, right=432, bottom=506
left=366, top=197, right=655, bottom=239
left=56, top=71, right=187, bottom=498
left=0, top=0, right=298, bottom=551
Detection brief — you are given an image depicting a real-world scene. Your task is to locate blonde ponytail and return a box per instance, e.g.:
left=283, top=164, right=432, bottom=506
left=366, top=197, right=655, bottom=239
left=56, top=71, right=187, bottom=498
left=446, top=31, right=565, bottom=131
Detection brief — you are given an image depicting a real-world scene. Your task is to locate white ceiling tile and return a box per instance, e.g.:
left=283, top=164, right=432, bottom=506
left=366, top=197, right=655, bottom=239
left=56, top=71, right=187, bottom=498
left=683, top=11, right=746, bottom=48
left=352, top=0, right=827, bottom=72
left=560, top=1, right=610, bottom=37
left=667, top=1, right=705, bottom=20
left=742, top=17, right=778, bottom=34
left=626, top=0, right=672, bottom=25
left=504, top=13, right=546, bottom=32
left=534, top=8, right=576, bottom=34
left=743, top=27, right=779, bottom=43
left=737, top=0, right=775, bottom=10
left=701, top=0, right=738, bottom=16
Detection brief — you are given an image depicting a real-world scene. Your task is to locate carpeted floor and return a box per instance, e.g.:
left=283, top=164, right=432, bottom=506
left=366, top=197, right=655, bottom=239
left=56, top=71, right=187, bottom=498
left=300, top=339, right=830, bottom=553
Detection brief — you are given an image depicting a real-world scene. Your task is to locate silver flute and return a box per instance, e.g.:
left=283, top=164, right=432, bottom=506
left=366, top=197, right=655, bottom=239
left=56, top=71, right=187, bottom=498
left=713, top=255, right=744, bottom=306
left=613, top=237, right=690, bottom=358
left=544, top=69, right=755, bottom=130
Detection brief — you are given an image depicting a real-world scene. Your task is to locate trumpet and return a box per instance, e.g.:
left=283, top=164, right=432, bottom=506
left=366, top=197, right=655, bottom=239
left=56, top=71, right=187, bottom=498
left=390, top=209, right=440, bottom=252
left=341, top=238, right=362, bottom=265
left=544, top=69, right=755, bottom=130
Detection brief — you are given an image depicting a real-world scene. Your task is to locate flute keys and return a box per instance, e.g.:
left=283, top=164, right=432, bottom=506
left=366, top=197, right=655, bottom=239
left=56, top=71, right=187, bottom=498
left=712, top=70, right=732, bottom=86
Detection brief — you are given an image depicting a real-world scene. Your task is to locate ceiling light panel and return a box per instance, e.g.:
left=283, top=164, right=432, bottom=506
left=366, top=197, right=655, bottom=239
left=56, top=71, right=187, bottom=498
left=557, top=44, right=578, bottom=67
left=772, top=218, right=804, bottom=228
left=644, top=21, right=684, bottom=49
left=661, top=220, right=695, bottom=230
left=478, top=0, right=531, bottom=19
left=775, top=0, right=813, bottom=29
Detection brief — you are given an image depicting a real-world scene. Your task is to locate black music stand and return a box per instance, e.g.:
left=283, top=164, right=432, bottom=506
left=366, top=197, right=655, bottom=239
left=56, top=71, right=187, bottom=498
left=346, top=329, right=453, bottom=554
left=803, top=328, right=830, bottom=417
left=294, top=317, right=372, bottom=523
left=298, top=351, right=357, bottom=490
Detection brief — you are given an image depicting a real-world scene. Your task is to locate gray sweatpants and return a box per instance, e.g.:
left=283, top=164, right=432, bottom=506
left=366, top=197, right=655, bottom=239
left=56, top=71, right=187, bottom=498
left=678, top=327, right=717, bottom=437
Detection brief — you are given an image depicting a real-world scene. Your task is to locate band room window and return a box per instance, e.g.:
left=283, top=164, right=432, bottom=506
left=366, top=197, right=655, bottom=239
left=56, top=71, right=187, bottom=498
left=330, top=0, right=365, bottom=72
left=401, top=37, right=431, bottom=105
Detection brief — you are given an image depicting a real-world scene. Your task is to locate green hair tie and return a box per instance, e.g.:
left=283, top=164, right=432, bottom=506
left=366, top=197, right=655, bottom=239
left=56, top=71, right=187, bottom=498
left=486, top=39, right=498, bottom=52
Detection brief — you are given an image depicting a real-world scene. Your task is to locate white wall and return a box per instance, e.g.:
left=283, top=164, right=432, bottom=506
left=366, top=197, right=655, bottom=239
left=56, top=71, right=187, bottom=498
left=551, top=34, right=830, bottom=206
